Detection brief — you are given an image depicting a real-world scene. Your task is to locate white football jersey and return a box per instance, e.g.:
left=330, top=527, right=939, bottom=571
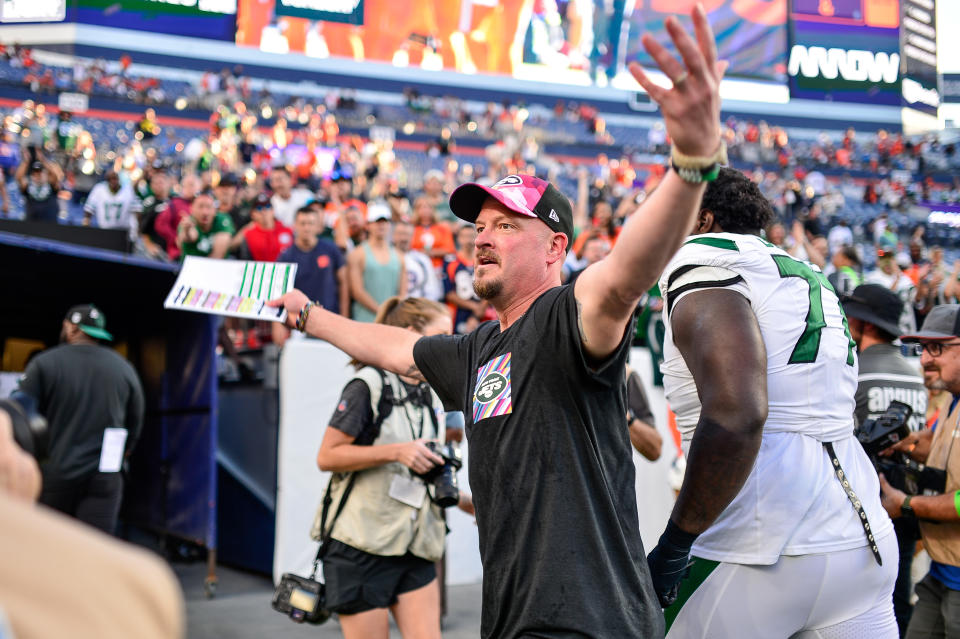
left=659, top=232, right=892, bottom=564
left=84, top=182, right=140, bottom=236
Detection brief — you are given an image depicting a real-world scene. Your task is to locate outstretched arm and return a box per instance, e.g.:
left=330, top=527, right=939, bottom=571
left=269, top=289, right=423, bottom=380
left=574, top=5, right=726, bottom=360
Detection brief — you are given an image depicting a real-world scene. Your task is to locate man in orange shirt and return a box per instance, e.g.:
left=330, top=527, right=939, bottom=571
left=412, top=196, right=456, bottom=268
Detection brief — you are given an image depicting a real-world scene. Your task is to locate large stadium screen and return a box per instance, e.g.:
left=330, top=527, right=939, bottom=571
left=236, top=0, right=788, bottom=85
left=72, top=0, right=237, bottom=41
left=788, top=0, right=902, bottom=106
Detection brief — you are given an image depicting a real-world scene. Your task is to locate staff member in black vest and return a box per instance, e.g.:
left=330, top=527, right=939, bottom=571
left=270, top=10, right=724, bottom=636
left=843, top=283, right=927, bottom=635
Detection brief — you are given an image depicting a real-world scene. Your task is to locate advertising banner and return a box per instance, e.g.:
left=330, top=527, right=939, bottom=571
left=942, top=74, right=960, bottom=104
left=273, top=0, right=362, bottom=24
left=788, top=0, right=902, bottom=105
left=74, top=0, right=237, bottom=41
left=0, top=0, right=65, bottom=22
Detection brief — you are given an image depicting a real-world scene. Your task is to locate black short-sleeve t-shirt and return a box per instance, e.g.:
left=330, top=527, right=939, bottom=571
left=413, top=285, right=663, bottom=639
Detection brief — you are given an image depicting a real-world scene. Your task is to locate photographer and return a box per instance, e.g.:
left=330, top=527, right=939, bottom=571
left=314, top=296, right=472, bottom=639
left=880, top=305, right=960, bottom=637
left=843, top=284, right=927, bottom=635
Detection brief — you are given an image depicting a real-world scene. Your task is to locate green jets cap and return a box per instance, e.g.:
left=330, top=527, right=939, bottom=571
left=65, top=304, right=113, bottom=341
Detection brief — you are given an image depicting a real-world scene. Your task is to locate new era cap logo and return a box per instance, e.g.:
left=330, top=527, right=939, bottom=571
left=549, top=209, right=560, bottom=223
left=493, top=175, right=523, bottom=188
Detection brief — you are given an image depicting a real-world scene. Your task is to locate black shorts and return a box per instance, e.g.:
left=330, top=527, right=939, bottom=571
left=322, top=540, right=436, bottom=615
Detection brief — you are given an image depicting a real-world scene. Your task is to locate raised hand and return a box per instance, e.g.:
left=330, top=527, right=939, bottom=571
left=628, top=3, right=726, bottom=158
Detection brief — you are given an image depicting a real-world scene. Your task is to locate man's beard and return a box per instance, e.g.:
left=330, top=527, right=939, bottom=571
left=926, top=376, right=948, bottom=392
left=474, top=276, right=503, bottom=301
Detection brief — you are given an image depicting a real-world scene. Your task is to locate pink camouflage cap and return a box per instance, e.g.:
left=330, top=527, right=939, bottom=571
left=449, top=174, right=574, bottom=252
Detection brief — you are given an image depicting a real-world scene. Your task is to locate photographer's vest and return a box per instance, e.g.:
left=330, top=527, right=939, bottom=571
left=920, top=398, right=960, bottom=566
left=311, top=367, right=448, bottom=562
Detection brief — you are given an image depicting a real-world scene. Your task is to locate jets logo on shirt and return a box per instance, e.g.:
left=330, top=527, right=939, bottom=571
left=476, top=373, right=507, bottom=402
left=473, top=353, right=513, bottom=422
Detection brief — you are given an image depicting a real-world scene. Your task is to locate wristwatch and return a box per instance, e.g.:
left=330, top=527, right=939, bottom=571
left=901, top=495, right=915, bottom=518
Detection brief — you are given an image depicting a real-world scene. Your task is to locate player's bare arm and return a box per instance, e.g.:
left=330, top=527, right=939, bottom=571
left=669, top=288, right=767, bottom=533
left=574, top=4, right=727, bottom=360
left=267, top=289, right=424, bottom=381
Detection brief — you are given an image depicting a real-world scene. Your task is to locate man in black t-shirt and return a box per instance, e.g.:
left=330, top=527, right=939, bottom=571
left=272, top=10, right=723, bottom=637
left=18, top=305, right=144, bottom=535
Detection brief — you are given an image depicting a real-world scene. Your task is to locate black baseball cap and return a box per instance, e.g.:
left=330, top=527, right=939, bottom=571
left=29, top=161, right=43, bottom=173
left=901, top=305, right=960, bottom=342
left=449, top=174, right=574, bottom=252
left=65, top=304, right=113, bottom=341
left=218, top=172, right=240, bottom=187
left=841, top=284, right=902, bottom=338
left=252, top=193, right=272, bottom=210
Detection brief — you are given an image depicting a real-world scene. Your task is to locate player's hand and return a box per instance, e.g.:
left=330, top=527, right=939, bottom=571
left=647, top=520, right=697, bottom=608
left=628, top=3, right=725, bottom=158
left=394, top=439, right=444, bottom=475
left=267, top=288, right=311, bottom=330
left=878, top=473, right=907, bottom=519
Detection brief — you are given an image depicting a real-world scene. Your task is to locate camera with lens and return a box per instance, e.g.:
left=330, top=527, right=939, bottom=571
left=855, top=400, right=945, bottom=496
left=414, top=442, right=463, bottom=508
left=0, top=391, right=48, bottom=459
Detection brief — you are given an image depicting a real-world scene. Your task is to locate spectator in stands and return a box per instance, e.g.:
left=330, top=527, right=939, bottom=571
left=138, top=170, right=172, bottom=260
left=572, top=200, right=619, bottom=255
left=394, top=220, right=442, bottom=301
left=827, top=246, right=862, bottom=298
left=765, top=221, right=787, bottom=249
left=138, top=108, right=160, bottom=140
left=866, top=249, right=918, bottom=335
left=420, top=168, right=453, bottom=221
left=176, top=191, right=234, bottom=259
left=341, top=202, right=367, bottom=250
left=567, top=233, right=611, bottom=285
left=273, top=205, right=348, bottom=344
left=827, top=218, right=853, bottom=257
left=19, top=304, right=144, bottom=535
left=234, top=193, right=293, bottom=262
left=156, top=173, right=201, bottom=260
left=83, top=170, right=140, bottom=239
left=215, top=172, right=249, bottom=230
left=285, top=205, right=347, bottom=313
left=443, top=224, right=486, bottom=335
left=386, top=187, right=411, bottom=221
left=348, top=203, right=405, bottom=322
left=270, top=166, right=314, bottom=227
left=15, top=153, right=61, bottom=223
left=411, top=196, right=456, bottom=268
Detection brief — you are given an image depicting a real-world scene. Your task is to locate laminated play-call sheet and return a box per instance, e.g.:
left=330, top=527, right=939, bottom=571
left=164, top=256, right=297, bottom=322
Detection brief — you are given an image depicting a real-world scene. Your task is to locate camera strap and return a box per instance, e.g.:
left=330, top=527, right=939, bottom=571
left=823, top=441, right=883, bottom=566
left=310, top=472, right=358, bottom=580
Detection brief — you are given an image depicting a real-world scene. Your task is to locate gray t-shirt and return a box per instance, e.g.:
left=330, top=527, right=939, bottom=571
left=854, top=343, right=926, bottom=431
left=19, top=344, right=144, bottom=481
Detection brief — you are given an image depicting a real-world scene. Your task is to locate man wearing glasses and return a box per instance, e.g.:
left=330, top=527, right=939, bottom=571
left=881, top=304, right=960, bottom=637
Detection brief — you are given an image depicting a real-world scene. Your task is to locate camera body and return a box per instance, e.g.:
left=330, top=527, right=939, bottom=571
left=271, top=572, right=331, bottom=625
left=414, top=441, right=463, bottom=508
left=855, top=400, right=945, bottom=496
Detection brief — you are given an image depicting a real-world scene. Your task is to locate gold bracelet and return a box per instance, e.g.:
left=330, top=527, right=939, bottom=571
left=671, top=141, right=728, bottom=170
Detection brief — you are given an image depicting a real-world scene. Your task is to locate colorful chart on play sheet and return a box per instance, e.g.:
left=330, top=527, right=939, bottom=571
left=164, top=256, right=298, bottom=322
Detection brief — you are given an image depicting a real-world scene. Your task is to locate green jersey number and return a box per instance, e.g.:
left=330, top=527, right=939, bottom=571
left=771, top=255, right=855, bottom=366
